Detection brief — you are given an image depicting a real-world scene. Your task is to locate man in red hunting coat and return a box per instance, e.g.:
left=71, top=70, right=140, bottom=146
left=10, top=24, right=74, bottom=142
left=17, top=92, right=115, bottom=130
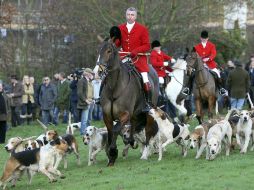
left=150, top=40, right=176, bottom=100
left=182, top=30, right=227, bottom=96
left=110, top=7, right=153, bottom=111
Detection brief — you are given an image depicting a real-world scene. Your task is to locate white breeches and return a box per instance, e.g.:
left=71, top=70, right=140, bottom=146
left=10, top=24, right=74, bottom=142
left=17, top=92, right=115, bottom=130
left=141, top=72, right=149, bottom=83
left=159, top=77, right=164, bottom=84
left=211, top=68, right=221, bottom=78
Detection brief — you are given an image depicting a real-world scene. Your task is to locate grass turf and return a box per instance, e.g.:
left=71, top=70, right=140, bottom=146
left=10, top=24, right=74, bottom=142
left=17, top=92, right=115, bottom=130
left=0, top=119, right=253, bottom=190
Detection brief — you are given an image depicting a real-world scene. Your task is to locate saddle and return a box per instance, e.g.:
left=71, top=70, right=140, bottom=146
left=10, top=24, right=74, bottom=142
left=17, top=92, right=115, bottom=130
left=121, top=59, right=144, bottom=91
left=209, top=70, right=218, bottom=80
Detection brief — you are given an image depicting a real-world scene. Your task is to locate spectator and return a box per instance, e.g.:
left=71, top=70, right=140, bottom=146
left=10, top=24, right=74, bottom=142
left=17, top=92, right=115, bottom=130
left=227, top=60, right=250, bottom=110
left=39, top=77, right=57, bottom=125
left=0, top=83, right=10, bottom=144
left=87, top=72, right=95, bottom=125
left=249, top=57, right=254, bottom=104
left=7, top=75, right=24, bottom=127
left=77, top=68, right=94, bottom=135
left=92, top=74, right=103, bottom=121
left=21, top=75, right=34, bottom=125
left=29, top=76, right=40, bottom=121
left=69, top=74, right=79, bottom=123
left=51, top=73, right=60, bottom=86
left=53, top=72, right=70, bottom=125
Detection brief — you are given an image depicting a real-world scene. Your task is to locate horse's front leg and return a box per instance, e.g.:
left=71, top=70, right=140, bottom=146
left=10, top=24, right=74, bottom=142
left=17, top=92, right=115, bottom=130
left=195, top=99, right=202, bottom=124
left=103, top=115, right=117, bottom=166
left=208, top=96, right=215, bottom=119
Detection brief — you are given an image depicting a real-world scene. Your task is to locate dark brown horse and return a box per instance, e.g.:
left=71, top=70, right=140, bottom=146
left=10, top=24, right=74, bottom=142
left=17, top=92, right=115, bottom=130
left=96, top=38, right=159, bottom=166
left=186, top=49, right=217, bottom=124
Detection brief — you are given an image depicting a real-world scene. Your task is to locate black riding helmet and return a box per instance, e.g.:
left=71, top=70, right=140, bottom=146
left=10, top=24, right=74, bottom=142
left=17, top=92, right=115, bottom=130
left=109, top=26, right=121, bottom=40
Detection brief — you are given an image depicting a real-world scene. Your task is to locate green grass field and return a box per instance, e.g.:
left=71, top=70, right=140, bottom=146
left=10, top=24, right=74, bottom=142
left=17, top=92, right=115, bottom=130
left=0, top=119, right=254, bottom=190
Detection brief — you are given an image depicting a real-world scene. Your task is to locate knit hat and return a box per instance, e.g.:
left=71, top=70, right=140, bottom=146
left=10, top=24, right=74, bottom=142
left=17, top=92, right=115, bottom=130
left=201, top=30, right=208, bottom=38
left=151, top=40, right=161, bottom=49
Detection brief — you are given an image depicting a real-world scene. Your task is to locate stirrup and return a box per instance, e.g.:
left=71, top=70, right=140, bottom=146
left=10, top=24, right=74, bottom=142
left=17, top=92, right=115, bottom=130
left=181, top=87, right=190, bottom=96
left=142, top=103, right=152, bottom=112
left=219, top=88, right=228, bottom=96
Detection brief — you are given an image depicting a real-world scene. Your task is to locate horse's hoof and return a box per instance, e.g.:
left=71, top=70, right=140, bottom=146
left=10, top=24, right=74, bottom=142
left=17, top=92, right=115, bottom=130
left=107, top=162, right=114, bottom=167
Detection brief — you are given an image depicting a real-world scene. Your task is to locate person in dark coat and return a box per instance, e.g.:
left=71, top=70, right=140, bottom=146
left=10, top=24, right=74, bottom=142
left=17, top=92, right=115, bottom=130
left=69, top=74, right=79, bottom=123
left=7, top=75, right=24, bottom=127
left=227, top=60, right=250, bottom=110
left=39, top=77, right=57, bottom=125
left=0, top=83, right=10, bottom=144
left=53, top=72, right=70, bottom=125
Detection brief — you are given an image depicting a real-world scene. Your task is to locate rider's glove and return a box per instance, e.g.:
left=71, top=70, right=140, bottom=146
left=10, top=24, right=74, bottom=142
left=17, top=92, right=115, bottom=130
left=171, top=58, right=176, bottom=64
left=202, top=57, right=209, bottom=62
left=163, top=62, right=169, bottom=66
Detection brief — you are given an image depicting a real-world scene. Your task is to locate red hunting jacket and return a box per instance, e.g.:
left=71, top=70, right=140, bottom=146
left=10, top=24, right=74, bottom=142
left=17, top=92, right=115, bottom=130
left=115, top=22, right=151, bottom=72
left=195, top=41, right=217, bottom=69
left=150, top=50, right=172, bottom=77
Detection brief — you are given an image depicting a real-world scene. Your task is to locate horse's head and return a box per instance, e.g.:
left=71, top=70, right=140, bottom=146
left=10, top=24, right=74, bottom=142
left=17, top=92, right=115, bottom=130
left=172, top=58, right=187, bottom=70
left=96, top=38, right=119, bottom=74
left=185, top=47, right=198, bottom=75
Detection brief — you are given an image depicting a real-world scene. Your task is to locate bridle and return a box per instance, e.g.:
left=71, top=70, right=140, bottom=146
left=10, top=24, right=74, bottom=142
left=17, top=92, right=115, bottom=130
left=97, top=41, right=118, bottom=79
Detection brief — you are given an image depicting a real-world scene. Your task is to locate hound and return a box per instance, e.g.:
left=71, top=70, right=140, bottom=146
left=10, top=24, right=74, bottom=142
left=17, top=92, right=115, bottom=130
left=0, top=138, right=69, bottom=189
left=5, top=137, right=26, bottom=153
left=146, top=107, right=190, bottom=161
left=60, top=134, right=80, bottom=169
left=189, top=120, right=217, bottom=159
left=82, top=126, right=108, bottom=166
left=66, top=122, right=81, bottom=135
left=236, top=110, right=253, bottom=153
left=206, top=119, right=232, bottom=160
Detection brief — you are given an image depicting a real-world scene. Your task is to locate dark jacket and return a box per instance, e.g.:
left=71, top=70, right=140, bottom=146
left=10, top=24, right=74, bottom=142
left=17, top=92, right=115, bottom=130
left=227, top=66, right=250, bottom=99
left=55, top=79, right=70, bottom=110
left=0, top=91, right=10, bottom=121
left=39, top=83, right=57, bottom=110
left=77, top=77, right=88, bottom=109
left=69, top=79, right=78, bottom=102
left=10, top=81, right=24, bottom=107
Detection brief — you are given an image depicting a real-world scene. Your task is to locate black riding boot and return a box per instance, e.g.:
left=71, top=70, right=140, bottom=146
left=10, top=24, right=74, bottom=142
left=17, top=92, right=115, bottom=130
left=181, top=73, right=194, bottom=96
left=95, top=79, right=105, bottom=104
left=143, top=82, right=153, bottom=112
left=159, top=84, right=167, bottom=102
left=217, top=78, right=228, bottom=96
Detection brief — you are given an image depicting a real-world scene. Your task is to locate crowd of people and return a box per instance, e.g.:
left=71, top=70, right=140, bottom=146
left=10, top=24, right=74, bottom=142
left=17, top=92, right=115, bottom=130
left=1, top=6, right=254, bottom=144
left=0, top=69, right=103, bottom=143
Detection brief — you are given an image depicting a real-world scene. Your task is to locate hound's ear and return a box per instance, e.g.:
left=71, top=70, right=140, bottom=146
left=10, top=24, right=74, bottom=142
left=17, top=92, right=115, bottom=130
left=53, top=130, right=58, bottom=140
left=161, top=112, right=166, bottom=120
left=184, top=135, right=190, bottom=140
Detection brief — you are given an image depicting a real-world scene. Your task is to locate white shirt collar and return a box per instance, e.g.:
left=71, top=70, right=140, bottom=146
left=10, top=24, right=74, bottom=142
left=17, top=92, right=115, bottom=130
left=201, top=42, right=207, bottom=48
left=126, top=22, right=135, bottom=33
